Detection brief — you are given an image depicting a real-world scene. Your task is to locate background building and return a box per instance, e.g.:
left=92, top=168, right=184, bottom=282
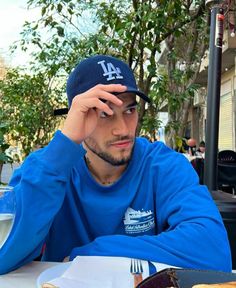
left=196, top=28, right=236, bottom=151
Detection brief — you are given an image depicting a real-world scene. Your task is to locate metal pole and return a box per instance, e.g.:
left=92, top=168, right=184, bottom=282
left=204, top=0, right=224, bottom=190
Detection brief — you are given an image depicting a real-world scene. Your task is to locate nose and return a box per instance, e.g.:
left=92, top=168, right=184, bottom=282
left=111, top=115, right=129, bottom=136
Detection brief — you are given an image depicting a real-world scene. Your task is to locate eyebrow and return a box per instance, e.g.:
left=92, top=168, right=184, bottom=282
left=126, top=101, right=138, bottom=108
left=107, top=100, right=138, bottom=112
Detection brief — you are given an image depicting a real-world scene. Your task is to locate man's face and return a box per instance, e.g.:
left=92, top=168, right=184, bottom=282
left=84, top=93, right=138, bottom=166
left=199, top=146, right=205, bottom=153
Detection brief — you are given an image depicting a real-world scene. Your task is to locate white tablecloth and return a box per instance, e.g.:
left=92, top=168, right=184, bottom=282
left=0, top=261, right=235, bottom=288
left=0, top=261, right=59, bottom=288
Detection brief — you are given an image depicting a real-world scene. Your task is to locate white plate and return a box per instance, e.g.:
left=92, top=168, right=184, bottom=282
left=36, top=262, right=70, bottom=288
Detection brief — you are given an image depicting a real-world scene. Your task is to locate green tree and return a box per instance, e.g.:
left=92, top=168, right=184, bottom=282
left=0, top=121, right=13, bottom=184
left=0, top=69, right=66, bottom=156
left=163, top=15, right=208, bottom=147
left=15, top=0, right=208, bottom=146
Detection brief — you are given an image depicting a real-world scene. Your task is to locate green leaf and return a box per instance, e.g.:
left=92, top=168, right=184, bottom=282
left=57, top=3, right=63, bottom=13
left=41, top=6, right=46, bottom=16
left=57, top=26, right=64, bottom=37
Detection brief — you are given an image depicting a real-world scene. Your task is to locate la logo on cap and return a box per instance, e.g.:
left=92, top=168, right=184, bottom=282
left=97, top=60, right=124, bottom=81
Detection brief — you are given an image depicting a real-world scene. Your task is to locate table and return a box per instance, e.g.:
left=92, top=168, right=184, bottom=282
left=0, top=261, right=59, bottom=288
left=0, top=261, right=235, bottom=288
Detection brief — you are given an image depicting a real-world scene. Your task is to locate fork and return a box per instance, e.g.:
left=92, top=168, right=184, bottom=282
left=130, top=258, right=143, bottom=287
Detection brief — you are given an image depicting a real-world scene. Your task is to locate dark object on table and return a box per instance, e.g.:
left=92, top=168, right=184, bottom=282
left=137, top=268, right=236, bottom=288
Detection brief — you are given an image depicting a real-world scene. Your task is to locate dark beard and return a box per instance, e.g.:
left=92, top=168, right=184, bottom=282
left=84, top=138, right=134, bottom=166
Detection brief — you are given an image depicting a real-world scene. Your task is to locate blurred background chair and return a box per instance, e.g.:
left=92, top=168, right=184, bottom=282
left=213, top=190, right=236, bottom=269
left=218, top=150, right=236, bottom=163
left=217, top=150, right=236, bottom=195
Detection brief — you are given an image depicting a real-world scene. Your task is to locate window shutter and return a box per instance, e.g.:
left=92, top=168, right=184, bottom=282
left=218, top=92, right=233, bottom=150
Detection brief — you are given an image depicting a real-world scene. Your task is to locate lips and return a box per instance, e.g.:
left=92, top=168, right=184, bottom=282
left=110, top=140, right=133, bottom=149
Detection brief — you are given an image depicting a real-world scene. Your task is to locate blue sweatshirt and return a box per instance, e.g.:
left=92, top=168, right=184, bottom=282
left=0, top=131, right=232, bottom=274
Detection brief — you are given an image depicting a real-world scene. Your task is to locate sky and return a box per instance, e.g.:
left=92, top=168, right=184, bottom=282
left=0, top=1, right=97, bottom=68
left=0, top=0, right=40, bottom=67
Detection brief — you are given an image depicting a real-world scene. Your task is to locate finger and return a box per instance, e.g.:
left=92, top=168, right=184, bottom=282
left=95, top=83, right=127, bottom=93
left=94, top=98, right=114, bottom=115
left=91, top=90, right=123, bottom=106
left=71, top=84, right=126, bottom=112
left=79, top=98, right=113, bottom=115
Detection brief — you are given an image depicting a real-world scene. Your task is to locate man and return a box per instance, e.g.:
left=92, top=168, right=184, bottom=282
left=187, top=138, right=197, bottom=156
left=196, top=141, right=206, bottom=158
left=0, top=55, right=231, bottom=274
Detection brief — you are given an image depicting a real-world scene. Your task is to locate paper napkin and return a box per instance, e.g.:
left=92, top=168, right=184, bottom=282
left=42, top=256, right=149, bottom=288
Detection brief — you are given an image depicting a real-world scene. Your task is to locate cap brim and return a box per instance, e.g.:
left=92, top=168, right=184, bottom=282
left=117, top=86, right=151, bottom=103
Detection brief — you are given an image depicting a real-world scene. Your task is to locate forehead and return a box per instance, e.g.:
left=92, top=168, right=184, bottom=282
left=116, top=92, right=137, bottom=103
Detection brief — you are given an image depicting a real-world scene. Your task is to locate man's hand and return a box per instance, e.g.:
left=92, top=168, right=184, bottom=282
left=61, top=84, right=126, bottom=143
left=63, top=256, right=70, bottom=262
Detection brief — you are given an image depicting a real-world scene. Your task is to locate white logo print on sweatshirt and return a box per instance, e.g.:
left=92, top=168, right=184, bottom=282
left=97, top=60, right=124, bottom=81
left=123, top=207, right=155, bottom=234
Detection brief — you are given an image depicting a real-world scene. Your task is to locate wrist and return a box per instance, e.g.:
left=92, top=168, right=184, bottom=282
left=61, top=129, right=83, bottom=144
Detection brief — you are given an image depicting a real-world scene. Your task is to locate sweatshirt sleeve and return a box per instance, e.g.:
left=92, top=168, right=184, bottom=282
left=0, top=131, right=85, bottom=274
left=69, top=153, right=232, bottom=273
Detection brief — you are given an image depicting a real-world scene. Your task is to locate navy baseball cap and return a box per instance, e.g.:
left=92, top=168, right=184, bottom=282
left=66, top=55, right=150, bottom=107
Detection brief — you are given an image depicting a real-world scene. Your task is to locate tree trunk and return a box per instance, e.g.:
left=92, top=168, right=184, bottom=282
left=0, top=163, right=3, bottom=183
left=177, top=98, right=191, bottom=137
left=165, top=98, right=191, bottom=149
